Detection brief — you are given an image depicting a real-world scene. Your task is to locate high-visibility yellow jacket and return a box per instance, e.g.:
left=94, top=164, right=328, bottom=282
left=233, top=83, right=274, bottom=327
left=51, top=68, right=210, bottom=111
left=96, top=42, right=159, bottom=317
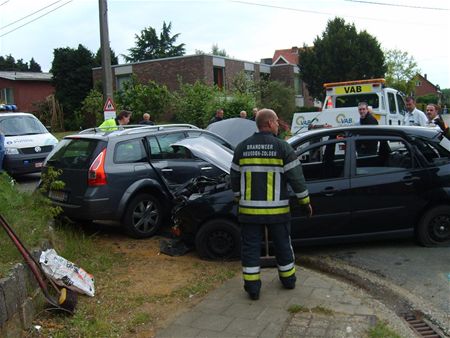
left=230, top=131, right=309, bottom=224
left=99, top=118, right=119, bottom=131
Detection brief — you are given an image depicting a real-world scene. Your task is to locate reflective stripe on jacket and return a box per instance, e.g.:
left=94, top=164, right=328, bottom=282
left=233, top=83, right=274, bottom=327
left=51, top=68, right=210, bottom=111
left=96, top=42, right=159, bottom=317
left=230, top=131, right=309, bottom=224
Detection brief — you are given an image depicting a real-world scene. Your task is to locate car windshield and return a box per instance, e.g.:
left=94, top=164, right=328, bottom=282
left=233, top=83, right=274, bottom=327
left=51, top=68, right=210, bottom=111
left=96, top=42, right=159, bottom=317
left=0, top=115, right=48, bottom=136
left=335, top=93, right=379, bottom=109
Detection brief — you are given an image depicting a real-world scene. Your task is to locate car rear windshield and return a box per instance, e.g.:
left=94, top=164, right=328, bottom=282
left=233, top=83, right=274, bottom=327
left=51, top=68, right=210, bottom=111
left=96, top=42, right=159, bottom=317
left=45, top=138, right=102, bottom=169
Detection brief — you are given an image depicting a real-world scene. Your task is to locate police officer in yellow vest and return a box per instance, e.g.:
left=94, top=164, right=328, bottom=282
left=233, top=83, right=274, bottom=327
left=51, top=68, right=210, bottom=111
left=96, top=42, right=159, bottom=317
left=230, top=108, right=312, bottom=300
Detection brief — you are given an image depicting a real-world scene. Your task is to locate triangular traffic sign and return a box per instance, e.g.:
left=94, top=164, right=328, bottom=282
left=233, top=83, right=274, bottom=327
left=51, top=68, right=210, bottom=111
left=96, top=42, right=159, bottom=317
left=103, top=97, right=116, bottom=112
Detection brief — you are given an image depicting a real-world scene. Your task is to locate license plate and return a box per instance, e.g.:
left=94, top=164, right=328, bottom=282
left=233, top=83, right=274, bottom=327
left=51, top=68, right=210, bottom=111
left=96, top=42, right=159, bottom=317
left=49, top=190, right=67, bottom=202
left=35, top=162, right=43, bottom=168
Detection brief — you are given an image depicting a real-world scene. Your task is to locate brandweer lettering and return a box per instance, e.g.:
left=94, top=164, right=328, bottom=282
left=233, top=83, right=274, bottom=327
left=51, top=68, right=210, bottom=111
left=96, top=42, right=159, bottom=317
left=244, top=144, right=277, bottom=157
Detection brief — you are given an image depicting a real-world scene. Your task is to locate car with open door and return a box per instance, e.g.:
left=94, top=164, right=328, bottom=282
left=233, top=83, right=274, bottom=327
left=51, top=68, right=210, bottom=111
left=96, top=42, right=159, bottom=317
left=172, top=125, right=450, bottom=260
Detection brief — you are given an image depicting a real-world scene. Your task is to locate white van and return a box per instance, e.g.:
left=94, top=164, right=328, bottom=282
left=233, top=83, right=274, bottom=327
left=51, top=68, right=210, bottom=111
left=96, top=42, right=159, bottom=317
left=0, top=112, right=58, bottom=175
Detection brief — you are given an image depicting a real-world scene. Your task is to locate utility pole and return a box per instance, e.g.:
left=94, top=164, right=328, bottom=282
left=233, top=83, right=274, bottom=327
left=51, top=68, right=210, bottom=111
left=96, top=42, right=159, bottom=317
left=98, top=0, right=114, bottom=119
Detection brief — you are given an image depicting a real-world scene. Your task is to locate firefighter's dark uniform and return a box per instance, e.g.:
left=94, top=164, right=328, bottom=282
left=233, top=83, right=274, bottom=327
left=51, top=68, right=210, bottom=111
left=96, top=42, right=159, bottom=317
left=230, top=131, right=310, bottom=299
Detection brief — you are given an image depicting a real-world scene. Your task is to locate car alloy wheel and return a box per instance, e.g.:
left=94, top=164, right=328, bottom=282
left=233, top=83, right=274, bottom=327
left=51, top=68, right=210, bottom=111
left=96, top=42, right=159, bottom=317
left=123, top=193, right=162, bottom=238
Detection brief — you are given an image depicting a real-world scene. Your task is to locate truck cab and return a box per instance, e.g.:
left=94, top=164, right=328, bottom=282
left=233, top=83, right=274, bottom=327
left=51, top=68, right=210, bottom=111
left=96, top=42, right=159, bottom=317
left=291, top=79, right=407, bottom=133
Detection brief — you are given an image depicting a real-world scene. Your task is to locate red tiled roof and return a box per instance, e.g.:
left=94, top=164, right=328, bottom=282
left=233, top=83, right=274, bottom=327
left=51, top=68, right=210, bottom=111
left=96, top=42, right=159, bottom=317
left=272, top=48, right=299, bottom=65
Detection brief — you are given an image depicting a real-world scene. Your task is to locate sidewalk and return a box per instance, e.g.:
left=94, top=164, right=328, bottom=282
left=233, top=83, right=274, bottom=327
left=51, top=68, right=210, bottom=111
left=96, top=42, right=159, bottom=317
left=156, top=265, right=415, bottom=338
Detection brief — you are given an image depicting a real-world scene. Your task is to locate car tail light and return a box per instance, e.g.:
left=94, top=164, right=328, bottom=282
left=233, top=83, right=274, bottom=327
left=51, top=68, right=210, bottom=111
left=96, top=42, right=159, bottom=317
left=88, top=148, right=107, bottom=186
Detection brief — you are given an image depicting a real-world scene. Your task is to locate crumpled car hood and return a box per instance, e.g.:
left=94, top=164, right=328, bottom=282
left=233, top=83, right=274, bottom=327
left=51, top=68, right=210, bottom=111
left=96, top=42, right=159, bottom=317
left=172, top=136, right=233, bottom=174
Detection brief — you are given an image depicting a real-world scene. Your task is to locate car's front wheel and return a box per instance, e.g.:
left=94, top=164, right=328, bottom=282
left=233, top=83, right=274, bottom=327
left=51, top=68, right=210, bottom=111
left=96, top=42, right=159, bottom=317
left=123, top=193, right=162, bottom=238
left=195, top=219, right=241, bottom=260
left=416, top=205, right=450, bottom=246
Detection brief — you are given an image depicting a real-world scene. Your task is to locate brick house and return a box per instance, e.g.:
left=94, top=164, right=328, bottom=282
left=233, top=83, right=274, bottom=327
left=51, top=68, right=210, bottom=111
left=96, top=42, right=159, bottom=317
left=92, top=54, right=270, bottom=93
left=269, top=47, right=316, bottom=107
left=0, top=71, right=54, bottom=112
left=92, top=51, right=316, bottom=108
left=414, top=73, right=441, bottom=101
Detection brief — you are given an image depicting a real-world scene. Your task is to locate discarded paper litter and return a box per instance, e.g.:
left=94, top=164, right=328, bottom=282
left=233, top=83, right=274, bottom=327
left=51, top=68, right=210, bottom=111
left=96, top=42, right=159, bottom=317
left=39, top=248, right=95, bottom=297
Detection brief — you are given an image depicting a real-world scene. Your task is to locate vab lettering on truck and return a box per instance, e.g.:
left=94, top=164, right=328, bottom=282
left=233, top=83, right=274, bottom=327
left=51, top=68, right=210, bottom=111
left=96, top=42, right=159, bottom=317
left=295, top=115, right=316, bottom=127
left=335, top=84, right=372, bottom=95
left=291, top=78, right=406, bottom=134
left=335, top=114, right=354, bottom=125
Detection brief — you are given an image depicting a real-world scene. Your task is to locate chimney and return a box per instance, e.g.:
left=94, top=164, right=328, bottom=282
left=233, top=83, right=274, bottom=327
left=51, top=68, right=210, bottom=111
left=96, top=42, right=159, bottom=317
left=424, top=74, right=427, bottom=79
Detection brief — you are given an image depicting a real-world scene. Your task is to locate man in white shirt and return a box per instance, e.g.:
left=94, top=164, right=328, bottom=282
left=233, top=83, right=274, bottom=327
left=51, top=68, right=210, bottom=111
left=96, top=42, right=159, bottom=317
left=403, top=96, right=427, bottom=126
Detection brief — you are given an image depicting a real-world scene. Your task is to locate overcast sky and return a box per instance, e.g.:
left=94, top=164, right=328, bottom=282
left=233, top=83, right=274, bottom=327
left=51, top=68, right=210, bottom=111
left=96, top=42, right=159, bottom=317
left=1, top=0, right=449, bottom=88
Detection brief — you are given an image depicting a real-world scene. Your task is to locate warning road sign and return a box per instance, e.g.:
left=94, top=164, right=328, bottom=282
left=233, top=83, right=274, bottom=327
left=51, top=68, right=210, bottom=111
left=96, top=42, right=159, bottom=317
left=103, top=97, right=116, bottom=112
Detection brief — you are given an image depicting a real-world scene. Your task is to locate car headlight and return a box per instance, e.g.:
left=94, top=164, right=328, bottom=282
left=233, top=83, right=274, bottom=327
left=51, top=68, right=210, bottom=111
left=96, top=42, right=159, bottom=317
left=5, top=148, right=19, bottom=155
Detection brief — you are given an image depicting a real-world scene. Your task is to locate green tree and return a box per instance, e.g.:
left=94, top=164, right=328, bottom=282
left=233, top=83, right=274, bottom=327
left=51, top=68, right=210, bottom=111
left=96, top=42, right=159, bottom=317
left=94, top=47, right=119, bottom=67
left=0, top=55, right=17, bottom=71
left=258, top=80, right=295, bottom=123
left=441, top=88, right=450, bottom=107
left=76, top=89, right=104, bottom=128
left=416, top=93, right=440, bottom=105
left=173, top=81, right=217, bottom=127
left=384, top=49, right=419, bottom=94
left=299, top=17, right=386, bottom=100
left=124, top=21, right=185, bottom=62
left=211, top=44, right=228, bottom=57
left=115, top=76, right=172, bottom=123
left=28, top=58, right=42, bottom=72
left=51, top=44, right=95, bottom=130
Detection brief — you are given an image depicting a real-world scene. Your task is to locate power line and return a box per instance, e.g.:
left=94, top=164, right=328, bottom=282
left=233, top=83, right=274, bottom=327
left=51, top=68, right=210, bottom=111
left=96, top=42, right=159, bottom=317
left=0, top=0, right=10, bottom=7
left=344, top=0, right=449, bottom=11
left=1, top=0, right=65, bottom=31
left=230, top=0, right=444, bottom=26
left=0, top=1, right=72, bottom=38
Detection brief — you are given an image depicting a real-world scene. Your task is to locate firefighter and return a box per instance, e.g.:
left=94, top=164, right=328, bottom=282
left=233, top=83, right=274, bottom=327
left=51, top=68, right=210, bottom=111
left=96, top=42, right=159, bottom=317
left=230, top=108, right=312, bottom=300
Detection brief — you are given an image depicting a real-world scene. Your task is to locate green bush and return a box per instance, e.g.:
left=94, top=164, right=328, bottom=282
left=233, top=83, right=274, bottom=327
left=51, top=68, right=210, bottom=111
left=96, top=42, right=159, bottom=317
left=76, top=89, right=104, bottom=129
left=116, top=77, right=173, bottom=124
left=173, top=81, right=217, bottom=128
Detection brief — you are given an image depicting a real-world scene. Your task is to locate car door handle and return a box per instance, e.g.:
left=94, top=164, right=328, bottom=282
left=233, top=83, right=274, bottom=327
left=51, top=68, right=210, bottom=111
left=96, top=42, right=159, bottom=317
left=201, top=166, right=213, bottom=170
left=161, top=168, right=173, bottom=172
left=321, top=186, right=339, bottom=196
left=402, top=175, right=420, bottom=185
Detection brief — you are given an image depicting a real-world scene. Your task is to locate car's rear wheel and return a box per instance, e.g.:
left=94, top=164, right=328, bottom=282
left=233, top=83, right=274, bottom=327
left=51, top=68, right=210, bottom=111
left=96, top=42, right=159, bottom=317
left=123, top=193, right=162, bottom=238
left=195, top=219, right=240, bottom=260
left=417, top=205, right=450, bottom=246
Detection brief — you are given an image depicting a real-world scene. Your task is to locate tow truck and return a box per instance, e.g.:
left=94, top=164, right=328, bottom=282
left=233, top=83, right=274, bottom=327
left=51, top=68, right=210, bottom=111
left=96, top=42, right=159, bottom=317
left=291, top=78, right=407, bottom=133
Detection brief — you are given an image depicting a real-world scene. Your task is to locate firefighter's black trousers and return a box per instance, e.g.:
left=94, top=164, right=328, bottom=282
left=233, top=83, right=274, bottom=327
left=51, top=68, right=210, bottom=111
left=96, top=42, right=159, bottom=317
left=241, top=221, right=296, bottom=293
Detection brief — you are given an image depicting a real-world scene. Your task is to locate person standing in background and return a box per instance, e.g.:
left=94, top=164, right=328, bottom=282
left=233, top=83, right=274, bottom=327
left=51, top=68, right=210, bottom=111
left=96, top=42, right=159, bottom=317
left=139, top=113, right=154, bottom=125
left=403, top=97, right=427, bottom=126
left=99, top=110, right=132, bottom=131
left=239, top=110, right=247, bottom=119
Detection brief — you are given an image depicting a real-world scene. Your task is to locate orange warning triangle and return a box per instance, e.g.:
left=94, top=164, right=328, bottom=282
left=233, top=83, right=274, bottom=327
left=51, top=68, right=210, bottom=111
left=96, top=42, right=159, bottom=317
left=103, top=97, right=116, bottom=112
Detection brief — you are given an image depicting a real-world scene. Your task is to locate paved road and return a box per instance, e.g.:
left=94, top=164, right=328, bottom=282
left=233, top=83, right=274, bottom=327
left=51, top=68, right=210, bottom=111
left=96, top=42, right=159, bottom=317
left=297, top=239, right=450, bottom=333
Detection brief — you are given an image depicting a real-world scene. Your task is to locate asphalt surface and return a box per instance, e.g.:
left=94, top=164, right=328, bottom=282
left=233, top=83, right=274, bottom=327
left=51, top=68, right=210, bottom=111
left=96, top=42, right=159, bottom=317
left=297, top=240, right=450, bottom=336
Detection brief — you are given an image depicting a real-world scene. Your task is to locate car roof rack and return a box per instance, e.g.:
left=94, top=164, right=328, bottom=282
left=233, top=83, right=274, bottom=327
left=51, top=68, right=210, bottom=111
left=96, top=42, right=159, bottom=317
left=78, top=124, right=199, bottom=135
